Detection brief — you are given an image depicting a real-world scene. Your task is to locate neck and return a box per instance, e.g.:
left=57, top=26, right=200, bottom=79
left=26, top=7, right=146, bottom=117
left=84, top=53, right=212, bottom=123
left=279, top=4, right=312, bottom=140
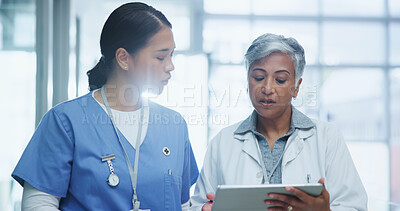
left=95, top=76, right=142, bottom=112
left=256, top=105, right=292, bottom=137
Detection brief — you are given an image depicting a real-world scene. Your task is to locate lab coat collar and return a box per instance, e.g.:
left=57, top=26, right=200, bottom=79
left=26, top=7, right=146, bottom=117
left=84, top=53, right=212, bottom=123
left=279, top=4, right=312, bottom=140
left=233, top=124, right=315, bottom=168
left=234, top=106, right=315, bottom=136
left=233, top=105, right=316, bottom=167
left=237, top=132, right=263, bottom=166
left=282, top=128, right=314, bottom=167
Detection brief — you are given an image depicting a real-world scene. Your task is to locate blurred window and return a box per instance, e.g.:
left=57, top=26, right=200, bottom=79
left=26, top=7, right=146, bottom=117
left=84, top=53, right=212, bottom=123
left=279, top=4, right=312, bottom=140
left=0, top=0, right=36, bottom=210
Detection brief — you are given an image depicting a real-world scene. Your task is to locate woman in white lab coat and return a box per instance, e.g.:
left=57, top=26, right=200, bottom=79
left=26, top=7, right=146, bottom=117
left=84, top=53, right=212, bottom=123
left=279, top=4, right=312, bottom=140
left=190, top=33, right=367, bottom=211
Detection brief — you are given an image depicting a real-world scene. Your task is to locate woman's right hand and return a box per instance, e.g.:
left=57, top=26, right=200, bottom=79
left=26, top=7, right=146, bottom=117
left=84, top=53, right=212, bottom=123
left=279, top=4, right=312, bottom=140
left=201, top=193, right=215, bottom=211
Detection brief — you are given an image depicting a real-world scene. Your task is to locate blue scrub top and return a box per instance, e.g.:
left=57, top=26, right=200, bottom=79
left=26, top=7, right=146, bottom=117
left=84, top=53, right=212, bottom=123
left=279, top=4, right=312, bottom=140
left=12, top=92, right=199, bottom=211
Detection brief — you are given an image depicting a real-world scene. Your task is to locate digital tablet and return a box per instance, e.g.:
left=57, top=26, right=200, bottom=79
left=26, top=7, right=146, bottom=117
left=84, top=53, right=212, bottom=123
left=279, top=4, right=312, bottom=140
left=212, top=183, right=323, bottom=211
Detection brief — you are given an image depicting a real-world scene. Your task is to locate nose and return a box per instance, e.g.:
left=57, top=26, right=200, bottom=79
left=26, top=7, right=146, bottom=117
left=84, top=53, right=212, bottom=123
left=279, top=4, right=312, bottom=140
left=165, top=58, right=175, bottom=72
left=261, top=78, right=274, bottom=95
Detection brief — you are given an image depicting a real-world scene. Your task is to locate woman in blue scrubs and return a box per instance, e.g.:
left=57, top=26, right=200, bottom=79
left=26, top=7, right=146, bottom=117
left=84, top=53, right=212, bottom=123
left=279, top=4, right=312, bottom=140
left=12, top=2, right=198, bottom=211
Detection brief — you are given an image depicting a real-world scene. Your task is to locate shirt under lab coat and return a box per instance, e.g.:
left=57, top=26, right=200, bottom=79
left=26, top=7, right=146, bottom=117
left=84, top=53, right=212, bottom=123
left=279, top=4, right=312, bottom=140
left=190, top=114, right=368, bottom=211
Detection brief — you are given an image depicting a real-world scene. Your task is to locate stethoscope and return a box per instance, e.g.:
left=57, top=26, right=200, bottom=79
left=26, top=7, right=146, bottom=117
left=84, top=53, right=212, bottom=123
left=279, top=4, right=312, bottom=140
left=100, top=86, right=145, bottom=211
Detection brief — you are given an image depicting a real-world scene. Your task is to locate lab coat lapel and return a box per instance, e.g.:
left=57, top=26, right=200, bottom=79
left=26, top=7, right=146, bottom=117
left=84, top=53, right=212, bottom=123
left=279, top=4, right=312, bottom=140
left=234, top=132, right=262, bottom=166
left=282, top=129, right=314, bottom=167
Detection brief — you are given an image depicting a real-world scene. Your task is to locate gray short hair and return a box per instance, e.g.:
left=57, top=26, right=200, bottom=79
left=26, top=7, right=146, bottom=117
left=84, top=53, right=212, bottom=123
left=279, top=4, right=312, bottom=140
left=244, top=33, right=306, bottom=87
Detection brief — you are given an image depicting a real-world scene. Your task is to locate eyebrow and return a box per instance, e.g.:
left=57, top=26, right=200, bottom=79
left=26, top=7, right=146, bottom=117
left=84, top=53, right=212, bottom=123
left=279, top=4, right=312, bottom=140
left=252, top=68, right=266, bottom=72
left=156, top=46, right=176, bottom=52
left=274, top=70, right=290, bottom=75
left=252, top=69, right=290, bottom=75
left=157, top=48, right=170, bottom=52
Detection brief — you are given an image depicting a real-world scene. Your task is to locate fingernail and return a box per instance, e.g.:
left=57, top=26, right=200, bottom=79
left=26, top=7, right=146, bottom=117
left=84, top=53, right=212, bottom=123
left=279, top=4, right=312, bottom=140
left=285, top=187, right=291, bottom=191
left=265, top=201, right=270, bottom=204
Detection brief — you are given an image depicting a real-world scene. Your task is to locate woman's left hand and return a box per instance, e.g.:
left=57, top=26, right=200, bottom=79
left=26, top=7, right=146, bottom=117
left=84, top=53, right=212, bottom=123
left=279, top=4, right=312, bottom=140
left=264, top=178, right=330, bottom=211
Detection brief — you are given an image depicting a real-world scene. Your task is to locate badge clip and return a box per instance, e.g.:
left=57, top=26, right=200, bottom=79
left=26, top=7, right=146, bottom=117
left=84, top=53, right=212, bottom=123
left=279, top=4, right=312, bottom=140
left=102, top=154, right=116, bottom=162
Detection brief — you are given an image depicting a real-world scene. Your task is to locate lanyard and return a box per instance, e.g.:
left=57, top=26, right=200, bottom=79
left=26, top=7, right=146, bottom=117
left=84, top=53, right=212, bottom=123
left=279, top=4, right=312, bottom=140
left=101, top=86, right=144, bottom=211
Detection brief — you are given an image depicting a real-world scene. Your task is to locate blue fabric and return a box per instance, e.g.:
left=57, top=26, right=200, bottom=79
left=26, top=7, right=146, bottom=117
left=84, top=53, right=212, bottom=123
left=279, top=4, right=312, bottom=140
left=12, top=92, right=199, bottom=211
left=234, top=106, right=314, bottom=184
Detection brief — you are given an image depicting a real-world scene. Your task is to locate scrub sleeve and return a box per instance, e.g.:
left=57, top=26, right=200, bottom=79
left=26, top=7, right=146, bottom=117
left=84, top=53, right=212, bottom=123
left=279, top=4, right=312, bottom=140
left=12, top=109, right=73, bottom=198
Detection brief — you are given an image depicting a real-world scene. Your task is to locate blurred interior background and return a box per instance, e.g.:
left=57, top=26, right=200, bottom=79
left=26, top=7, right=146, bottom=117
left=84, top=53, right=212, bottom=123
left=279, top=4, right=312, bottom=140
left=0, top=0, right=399, bottom=210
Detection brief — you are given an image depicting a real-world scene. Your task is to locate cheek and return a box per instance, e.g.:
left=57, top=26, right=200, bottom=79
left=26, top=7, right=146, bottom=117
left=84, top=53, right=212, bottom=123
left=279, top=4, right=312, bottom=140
left=135, top=64, right=159, bottom=82
left=248, top=81, right=258, bottom=98
left=276, top=85, right=295, bottom=101
left=148, top=64, right=164, bottom=79
left=248, top=82, right=264, bottom=105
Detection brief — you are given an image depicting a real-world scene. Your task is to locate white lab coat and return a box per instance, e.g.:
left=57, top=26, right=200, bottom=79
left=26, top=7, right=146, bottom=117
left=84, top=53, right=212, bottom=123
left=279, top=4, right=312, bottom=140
left=190, top=119, right=368, bottom=211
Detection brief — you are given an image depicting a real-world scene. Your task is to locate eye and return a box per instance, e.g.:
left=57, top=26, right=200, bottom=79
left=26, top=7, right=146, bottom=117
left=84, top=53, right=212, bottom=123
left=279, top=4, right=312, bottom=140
left=254, top=76, right=264, bottom=81
left=156, top=57, right=165, bottom=61
left=276, top=79, right=286, bottom=84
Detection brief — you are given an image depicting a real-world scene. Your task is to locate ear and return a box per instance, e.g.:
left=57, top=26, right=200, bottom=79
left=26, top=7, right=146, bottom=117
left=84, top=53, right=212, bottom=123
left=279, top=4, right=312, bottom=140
left=292, top=78, right=303, bottom=98
left=115, top=48, right=131, bottom=71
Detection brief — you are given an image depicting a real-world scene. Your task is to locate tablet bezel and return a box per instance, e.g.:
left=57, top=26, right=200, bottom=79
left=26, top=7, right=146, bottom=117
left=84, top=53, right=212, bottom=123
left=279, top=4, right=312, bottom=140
left=212, top=183, right=323, bottom=211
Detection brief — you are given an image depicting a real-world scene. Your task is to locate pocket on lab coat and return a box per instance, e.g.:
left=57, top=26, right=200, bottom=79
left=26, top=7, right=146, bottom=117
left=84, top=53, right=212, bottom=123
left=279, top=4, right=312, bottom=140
left=164, top=173, right=182, bottom=211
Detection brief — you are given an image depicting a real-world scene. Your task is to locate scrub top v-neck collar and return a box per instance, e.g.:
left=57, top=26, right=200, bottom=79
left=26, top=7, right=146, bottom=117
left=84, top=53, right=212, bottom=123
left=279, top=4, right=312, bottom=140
left=91, top=89, right=150, bottom=148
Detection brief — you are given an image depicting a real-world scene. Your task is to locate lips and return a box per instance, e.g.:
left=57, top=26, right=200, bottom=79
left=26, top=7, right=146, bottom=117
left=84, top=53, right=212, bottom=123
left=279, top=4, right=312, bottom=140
left=259, top=99, right=276, bottom=107
left=161, top=77, right=171, bottom=85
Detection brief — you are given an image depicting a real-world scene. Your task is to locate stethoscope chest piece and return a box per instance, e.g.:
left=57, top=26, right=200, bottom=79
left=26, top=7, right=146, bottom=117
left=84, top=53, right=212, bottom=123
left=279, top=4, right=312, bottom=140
left=107, top=173, right=120, bottom=187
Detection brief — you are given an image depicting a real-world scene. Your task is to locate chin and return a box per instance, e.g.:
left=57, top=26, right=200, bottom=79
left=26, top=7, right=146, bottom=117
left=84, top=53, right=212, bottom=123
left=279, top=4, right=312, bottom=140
left=255, top=107, right=279, bottom=119
left=254, top=103, right=289, bottom=120
left=156, top=86, right=164, bottom=95
left=142, top=85, right=163, bottom=95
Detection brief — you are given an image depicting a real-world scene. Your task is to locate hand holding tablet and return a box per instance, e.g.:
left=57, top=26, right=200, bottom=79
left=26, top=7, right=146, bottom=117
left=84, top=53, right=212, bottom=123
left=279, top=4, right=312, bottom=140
left=264, top=178, right=330, bottom=211
left=202, top=193, right=215, bottom=211
left=210, top=178, right=329, bottom=211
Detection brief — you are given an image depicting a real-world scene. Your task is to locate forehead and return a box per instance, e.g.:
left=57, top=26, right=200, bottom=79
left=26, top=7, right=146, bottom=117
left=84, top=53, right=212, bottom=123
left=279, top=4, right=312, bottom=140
left=146, top=26, right=175, bottom=50
left=251, top=52, right=295, bottom=73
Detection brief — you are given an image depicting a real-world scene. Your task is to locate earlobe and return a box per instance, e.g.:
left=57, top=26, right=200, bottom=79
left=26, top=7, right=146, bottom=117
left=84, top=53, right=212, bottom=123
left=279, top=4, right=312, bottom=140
left=115, top=48, right=130, bottom=70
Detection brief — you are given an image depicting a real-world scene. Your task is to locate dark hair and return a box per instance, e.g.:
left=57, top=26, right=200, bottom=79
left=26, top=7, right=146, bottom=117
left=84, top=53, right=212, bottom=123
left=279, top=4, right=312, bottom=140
left=87, top=2, right=172, bottom=91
